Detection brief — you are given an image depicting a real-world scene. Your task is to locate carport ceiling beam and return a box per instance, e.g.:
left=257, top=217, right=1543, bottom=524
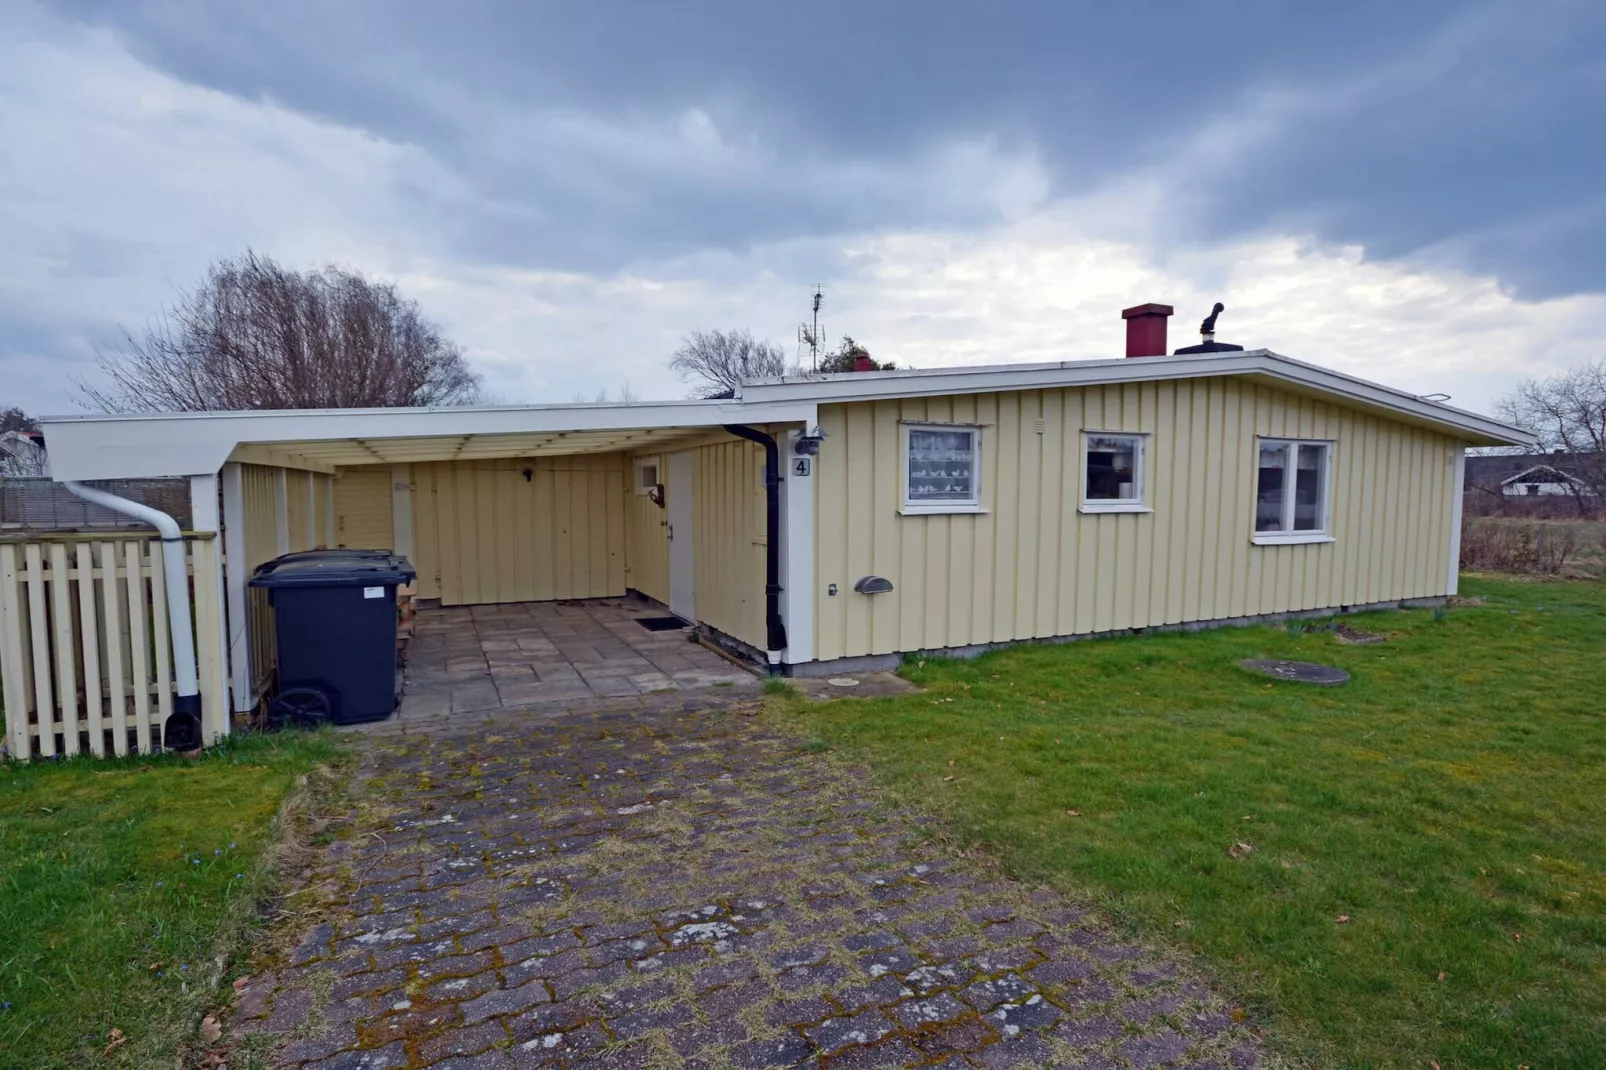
left=350, top=439, right=389, bottom=463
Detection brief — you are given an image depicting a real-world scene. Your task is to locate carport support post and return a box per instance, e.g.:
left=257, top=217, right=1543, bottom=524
left=391, top=464, right=414, bottom=560
left=305, top=474, right=317, bottom=548
left=190, top=473, right=230, bottom=739
left=273, top=468, right=290, bottom=555
left=780, top=429, right=815, bottom=668
left=220, top=463, right=254, bottom=714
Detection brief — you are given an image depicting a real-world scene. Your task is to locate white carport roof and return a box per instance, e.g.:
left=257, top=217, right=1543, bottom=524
left=38, top=348, right=1532, bottom=482
left=39, top=398, right=820, bottom=481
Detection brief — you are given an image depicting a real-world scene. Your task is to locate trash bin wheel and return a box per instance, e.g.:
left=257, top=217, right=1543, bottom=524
left=270, top=686, right=332, bottom=728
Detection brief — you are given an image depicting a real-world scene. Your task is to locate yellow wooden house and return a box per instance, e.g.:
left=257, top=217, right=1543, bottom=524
left=23, top=322, right=1531, bottom=740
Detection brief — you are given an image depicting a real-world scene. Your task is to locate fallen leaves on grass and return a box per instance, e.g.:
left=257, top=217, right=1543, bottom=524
left=233, top=976, right=250, bottom=992
left=199, top=1015, right=222, bottom=1043
left=104, top=1028, right=127, bottom=1056
left=1066, top=809, right=1081, bottom=817
left=1336, top=914, right=1352, bottom=924
left=1227, top=842, right=1255, bottom=859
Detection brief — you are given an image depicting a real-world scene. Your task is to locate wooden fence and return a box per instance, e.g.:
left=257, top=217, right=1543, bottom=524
left=0, top=534, right=228, bottom=760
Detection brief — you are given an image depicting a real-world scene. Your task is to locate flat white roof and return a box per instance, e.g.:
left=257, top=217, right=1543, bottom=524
left=739, top=349, right=1532, bottom=446
left=38, top=349, right=1532, bottom=481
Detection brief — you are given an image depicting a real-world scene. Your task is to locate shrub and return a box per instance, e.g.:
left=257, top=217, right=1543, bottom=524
left=1460, top=517, right=1580, bottom=574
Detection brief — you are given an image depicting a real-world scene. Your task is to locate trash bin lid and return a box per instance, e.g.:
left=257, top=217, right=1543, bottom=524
left=250, top=549, right=415, bottom=589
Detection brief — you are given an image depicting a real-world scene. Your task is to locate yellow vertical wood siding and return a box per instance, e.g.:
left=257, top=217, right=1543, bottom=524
left=333, top=465, right=396, bottom=550
left=284, top=471, right=313, bottom=553
left=624, top=453, right=670, bottom=603
left=691, top=441, right=766, bottom=649
left=814, top=378, right=1460, bottom=661
left=411, top=456, right=626, bottom=605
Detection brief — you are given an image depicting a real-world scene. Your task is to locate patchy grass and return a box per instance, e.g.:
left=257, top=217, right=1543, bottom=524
left=0, top=729, right=343, bottom=1069
left=761, top=676, right=798, bottom=697
left=778, top=576, right=1606, bottom=1069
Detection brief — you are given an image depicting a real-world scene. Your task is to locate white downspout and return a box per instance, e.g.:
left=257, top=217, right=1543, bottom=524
left=62, top=482, right=202, bottom=732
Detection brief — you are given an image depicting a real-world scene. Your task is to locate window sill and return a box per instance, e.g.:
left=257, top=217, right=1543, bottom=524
left=1252, top=533, right=1335, bottom=546
left=1079, top=503, right=1152, bottom=514
left=899, top=504, right=989, bottom=516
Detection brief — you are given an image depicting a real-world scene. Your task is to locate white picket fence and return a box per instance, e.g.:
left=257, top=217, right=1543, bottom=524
left=0, top=535, right=228, bottom=760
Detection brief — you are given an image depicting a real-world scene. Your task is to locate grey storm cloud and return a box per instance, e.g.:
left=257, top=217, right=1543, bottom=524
left=65, top=0, right=1606, bottom=294
left=4, top=0, right=1605, bottom=415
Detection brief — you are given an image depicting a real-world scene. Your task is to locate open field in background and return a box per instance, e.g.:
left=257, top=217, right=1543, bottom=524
left=0, top=730, right=342, bottom=1069
left=1460, top=516, right=1606, bottom=577
left=780, top=575, right=1606, bottom=1068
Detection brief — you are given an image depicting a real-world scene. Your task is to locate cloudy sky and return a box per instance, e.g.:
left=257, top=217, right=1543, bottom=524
left=3, top=0, right=1603, bottom=416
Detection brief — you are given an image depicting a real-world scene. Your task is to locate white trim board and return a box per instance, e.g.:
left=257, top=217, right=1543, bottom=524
left=36, top=347, right=1526, bottom=484
left=740, top=350, right=1531, bottom=447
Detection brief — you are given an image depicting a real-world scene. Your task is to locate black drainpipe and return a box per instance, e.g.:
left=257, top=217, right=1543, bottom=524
left=724, top=424, right=787, bottom=671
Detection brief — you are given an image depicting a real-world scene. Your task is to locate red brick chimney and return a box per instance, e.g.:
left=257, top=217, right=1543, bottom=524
left=853, top=353, right=875, bottom=372
left=1121, top=303, right=1173, bottom=358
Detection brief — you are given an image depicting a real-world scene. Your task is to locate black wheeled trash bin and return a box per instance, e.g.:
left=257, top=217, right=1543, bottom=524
left=249, top=549, right=416, bottom=726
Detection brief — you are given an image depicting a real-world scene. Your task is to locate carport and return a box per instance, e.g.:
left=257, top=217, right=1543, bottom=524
left=40, top=398, right=820, bottom=726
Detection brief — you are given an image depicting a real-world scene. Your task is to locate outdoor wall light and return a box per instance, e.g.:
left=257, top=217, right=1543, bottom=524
left=794, top=425, right=826, bottom=456
left=854, top=575, right=894, bottom=594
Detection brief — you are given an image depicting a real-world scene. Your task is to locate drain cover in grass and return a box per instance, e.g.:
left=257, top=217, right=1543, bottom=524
left=1239, top=659, right=1350, bottom=686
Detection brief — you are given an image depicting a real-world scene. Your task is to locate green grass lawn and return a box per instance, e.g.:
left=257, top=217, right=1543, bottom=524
left=782, top=575, right=1606, bottom=1069
left=0, top=730, right=341, bottom=1070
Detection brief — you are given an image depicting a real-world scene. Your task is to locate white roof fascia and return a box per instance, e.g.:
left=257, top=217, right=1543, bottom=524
left=738, top=350, right=1534, bottom=447
left=39, top=399, right=818, bottom=482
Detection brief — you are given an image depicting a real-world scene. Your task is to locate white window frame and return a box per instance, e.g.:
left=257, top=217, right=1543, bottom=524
left=1252, top=437, right=1336, bottom=545
left=900, top=422, right=985, bottom=515
left=1079, top=430, right=1151, bottom=514
left=634, top=457, right=660, bottom=495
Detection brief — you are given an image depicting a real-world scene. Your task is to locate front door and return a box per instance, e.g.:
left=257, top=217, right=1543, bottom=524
left=666, top=451, right=695, bottom=620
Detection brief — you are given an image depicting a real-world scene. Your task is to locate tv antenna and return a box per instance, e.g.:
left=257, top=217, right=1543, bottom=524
left=798, top=284, right=825, bottom=372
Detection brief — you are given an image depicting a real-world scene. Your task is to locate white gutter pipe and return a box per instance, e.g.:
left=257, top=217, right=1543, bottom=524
left=62, top=481, right=204, bottom=747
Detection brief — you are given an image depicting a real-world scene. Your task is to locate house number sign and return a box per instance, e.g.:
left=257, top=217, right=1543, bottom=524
left=793, top=458, right=812, bottom=477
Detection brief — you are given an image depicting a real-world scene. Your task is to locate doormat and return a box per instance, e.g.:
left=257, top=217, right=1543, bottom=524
left=636, top=616, right=688, bottom=632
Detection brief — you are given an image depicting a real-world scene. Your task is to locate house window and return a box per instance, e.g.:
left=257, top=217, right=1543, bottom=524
left=1081, top=432, right=1147, bottom=512
left=1254, top=439, right=1332, bottom=543
left=903, top=424, right=982, bottom=513
left=635, top=459, right=659, bottom=495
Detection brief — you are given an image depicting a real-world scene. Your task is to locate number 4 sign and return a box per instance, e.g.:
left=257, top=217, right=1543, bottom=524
left=792, top=458, right=812, bottom=477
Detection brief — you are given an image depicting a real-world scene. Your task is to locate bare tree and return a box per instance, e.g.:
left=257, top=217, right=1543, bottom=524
left=669, top=329, right=792, bottom=398
left=78, top=251, right=481, bottom=412
left=1, top=406, right=39, bottom=434
left=1496, top=360, right=1606, bottom=514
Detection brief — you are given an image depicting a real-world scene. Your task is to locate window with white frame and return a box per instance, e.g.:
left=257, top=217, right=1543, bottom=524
left=903, top=424, right=981, bottom=512
left=1081, top=432, right=1146, bottom=511
left=1254, top=439, right=1332, bottom=539
left=634, top=459, right=659, bottom=494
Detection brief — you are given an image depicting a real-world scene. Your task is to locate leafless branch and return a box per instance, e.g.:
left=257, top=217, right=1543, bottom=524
left=669, top=329, right=794, bottom=399
left=76, top=251, right=482, bottom=412
left=1495, top=360, right=1606, bottom=513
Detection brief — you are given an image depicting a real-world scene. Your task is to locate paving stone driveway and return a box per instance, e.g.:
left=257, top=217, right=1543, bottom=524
left=234, top=692, right=1261, bottom=1069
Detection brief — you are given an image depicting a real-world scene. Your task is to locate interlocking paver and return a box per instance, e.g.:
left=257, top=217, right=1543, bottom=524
left=237, top=676, right=1259, bottom=1067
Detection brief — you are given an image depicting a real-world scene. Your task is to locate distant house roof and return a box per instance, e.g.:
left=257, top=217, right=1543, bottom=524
left=0, top=430, right=48, bottom=477
left=1499, top=464, right=1591, bottom=488
left=1465, top=451, right=1598, bottom=490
